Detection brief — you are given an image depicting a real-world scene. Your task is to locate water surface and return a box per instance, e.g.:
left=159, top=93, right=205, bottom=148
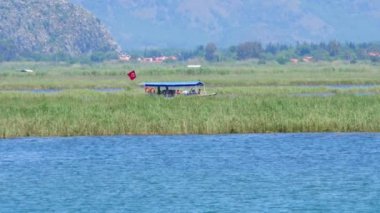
left=1, top=134, right=379, bottom=212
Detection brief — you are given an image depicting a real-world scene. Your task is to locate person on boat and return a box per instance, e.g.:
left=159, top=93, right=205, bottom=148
left=190, top=88, right=196, bottom=94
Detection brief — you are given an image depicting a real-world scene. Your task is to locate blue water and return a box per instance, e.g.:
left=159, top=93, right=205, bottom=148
left=1, top=134, right=380, bottom=212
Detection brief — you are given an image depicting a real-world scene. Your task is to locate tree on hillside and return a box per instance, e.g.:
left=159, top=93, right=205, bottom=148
left=327, top=40, right=340, bottom=57
left=296, top=42, right=311, bottom=56
left=205, top=42, right=217, bottom=61
left=312, top=49, right=330, bottom=61
left=265, top=43, right=278, bottom=55
left=194, top=45, right=205, bottom=57
left=178, top=50, right=194, bottom=61
left=237, top=42, right=262, bottom=60
left=144, top=49, right=162, bottom=57
left=0, top=40, right=17, bottom=61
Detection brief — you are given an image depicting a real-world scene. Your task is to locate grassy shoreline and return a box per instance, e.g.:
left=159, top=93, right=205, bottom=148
left=1, top=91, right=380, bottom=138
left=2, top=61, right=380, bottom=89
left=1, top=61, right=380, bottom=138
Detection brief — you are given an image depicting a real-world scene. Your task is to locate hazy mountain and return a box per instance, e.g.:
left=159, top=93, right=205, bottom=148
left=70, top=0, right=380, bottom=50
left=0, top=0, right=119, bottom=59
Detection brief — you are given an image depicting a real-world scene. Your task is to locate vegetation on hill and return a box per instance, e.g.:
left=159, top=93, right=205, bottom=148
left=139, top=41, right=380, bottom=64
left=71, top=0, right=380, bottom=49
left=0, top=0, right=119, bottom=62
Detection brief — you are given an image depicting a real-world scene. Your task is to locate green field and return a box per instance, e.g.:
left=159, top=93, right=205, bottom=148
left=1, top=61, right=380, bottom=138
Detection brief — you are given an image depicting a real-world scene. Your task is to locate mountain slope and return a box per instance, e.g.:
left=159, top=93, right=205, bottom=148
left=71, top=0, right=380, bottom=50
left=0, top=0, right=119, bottom=59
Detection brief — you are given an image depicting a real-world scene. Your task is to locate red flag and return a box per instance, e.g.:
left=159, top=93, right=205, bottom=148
left=128, top=70, right=136, bottom=80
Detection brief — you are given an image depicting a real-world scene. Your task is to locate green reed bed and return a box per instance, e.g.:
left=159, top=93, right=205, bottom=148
left=1, top=91, right=380, bottom=138
left=2, top=61, right=380, bottom=137
left=2, top=61, right=380, bottom=90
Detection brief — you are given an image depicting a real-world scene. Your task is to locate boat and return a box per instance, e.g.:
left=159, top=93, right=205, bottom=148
left=141, top=81, right=216, bottom=97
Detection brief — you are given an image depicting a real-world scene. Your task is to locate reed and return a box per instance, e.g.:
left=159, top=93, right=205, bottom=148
left=2, top=61, right=380, bottom=138
left=1, top=90, right=380, bottom=138
left=2, top=61, right=380, bottom=89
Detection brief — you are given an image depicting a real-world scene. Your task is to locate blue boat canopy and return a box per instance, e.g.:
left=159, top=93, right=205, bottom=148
left=142, top=81, right=204, bottom=87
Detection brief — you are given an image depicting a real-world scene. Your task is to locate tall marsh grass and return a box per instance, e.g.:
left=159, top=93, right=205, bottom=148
left=2, top=61, right=380, bottom=89
left=1, top=91, right=379, bottom=138
left=2, top=61, right=380, bottom=137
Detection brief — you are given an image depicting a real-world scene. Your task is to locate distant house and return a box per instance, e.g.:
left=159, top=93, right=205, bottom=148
left=368, top=52, right=380, bottom=57
left=303, top=56, right=313, bottom=63
left=138, top=56, right=177, bottom=63
left=142, top=57, right=154, bottom=63
left=290, top=58, right=299, bottom=64
left=119, top=54, right=131, bottom=62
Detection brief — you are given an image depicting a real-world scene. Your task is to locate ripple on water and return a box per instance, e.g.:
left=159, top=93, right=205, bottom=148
left=0, top=133, right=380, bottom=212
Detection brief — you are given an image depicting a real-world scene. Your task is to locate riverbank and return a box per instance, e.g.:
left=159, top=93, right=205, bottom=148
left=1, top=61, right=380, bottom=138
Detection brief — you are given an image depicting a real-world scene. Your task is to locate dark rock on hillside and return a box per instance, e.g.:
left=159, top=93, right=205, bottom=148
left=0, top=0, right=120, bottom=59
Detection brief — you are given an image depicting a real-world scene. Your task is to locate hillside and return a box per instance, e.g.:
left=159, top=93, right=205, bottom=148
left=71, top=0, right=380, bottom=49
left=0, top=0, right=119, bottom=60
